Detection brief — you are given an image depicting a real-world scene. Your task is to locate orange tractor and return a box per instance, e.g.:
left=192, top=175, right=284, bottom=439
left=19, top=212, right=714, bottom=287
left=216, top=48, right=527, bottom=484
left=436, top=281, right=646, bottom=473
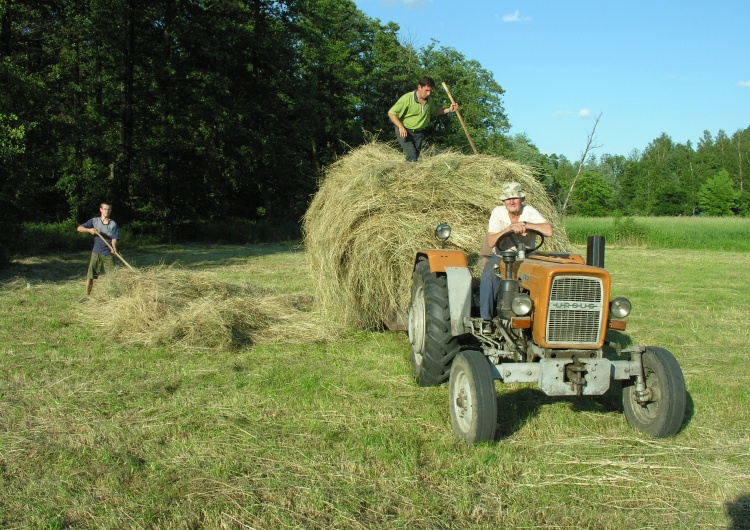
left=408, top=224, right=687, bottom=445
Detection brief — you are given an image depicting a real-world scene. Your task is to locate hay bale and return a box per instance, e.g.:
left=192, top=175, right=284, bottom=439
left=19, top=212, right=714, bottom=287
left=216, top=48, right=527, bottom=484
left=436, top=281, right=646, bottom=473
left=83, top=266, right=336, bottom=350
left=302, top=142, right=570, bottom=330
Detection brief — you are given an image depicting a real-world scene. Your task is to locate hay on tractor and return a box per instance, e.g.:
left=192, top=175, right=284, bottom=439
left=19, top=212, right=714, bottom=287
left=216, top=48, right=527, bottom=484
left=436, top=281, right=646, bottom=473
left=303, top=142, right=570, bottom=331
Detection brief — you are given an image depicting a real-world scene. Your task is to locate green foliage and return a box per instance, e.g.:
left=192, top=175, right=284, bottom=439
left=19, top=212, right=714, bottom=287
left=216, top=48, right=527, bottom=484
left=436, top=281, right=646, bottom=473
left=2, top=0, right=749, bottom=249
left=0, top=113, right=25, bottom=158
left=0, top=113, right=27, bottom=264
left=0, top=0, right=515, bottom=261
left=652, top=180, right=689, bottom=216
left=7, top=218, right=303, bottom=258
left=738, top=190, right=750, bottom=217
left=1, top=0, right=512, bottom=233
left=698, top=169, right=739, bottom=216
left=542, top=127, right=749, bottom=220
left=18, top=220, right=89, bottom=255
left=127, top=218, right=302, bottom=246
left=567, top=172, right=616, bottom=216
left=418, top=41, right=508, bottom=154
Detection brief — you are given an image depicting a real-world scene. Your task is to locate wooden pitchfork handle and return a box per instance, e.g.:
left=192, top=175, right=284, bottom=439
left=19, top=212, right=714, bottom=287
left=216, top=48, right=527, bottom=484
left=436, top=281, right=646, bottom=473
left=94, top=229, right=135, bottom=271
left=442, top=82, right=478, bottom=154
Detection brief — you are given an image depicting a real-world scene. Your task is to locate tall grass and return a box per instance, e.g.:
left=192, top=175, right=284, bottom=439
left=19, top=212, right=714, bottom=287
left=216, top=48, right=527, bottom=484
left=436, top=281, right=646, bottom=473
left=1, top=240, right=749, bottom=528
left=563, top=215, right=750, bottom=250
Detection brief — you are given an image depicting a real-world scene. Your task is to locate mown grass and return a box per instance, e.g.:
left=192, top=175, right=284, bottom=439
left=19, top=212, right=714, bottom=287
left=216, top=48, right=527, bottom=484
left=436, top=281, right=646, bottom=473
left=563, top=215, right=750, bottom=251
left=1, top=238, right=749, bottom=529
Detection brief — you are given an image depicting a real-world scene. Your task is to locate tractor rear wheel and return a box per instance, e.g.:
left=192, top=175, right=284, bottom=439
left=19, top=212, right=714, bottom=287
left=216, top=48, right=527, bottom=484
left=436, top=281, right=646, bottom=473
left=449, top=350, right=497, bottom=445
left=408, top=259, right=459, bottom=387
left=623, top=347, right=686, bottom=437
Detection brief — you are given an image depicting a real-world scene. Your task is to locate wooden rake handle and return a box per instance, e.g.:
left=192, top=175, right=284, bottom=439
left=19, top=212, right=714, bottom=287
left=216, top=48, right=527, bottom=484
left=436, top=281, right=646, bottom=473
left=95, top=229, right=135, bottom=271
left=442, top=82, right=478, bottom=154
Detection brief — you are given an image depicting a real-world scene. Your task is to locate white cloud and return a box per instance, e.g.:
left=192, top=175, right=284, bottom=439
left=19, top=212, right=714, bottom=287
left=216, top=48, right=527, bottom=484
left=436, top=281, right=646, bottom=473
left=551, top=109, right=593, bottom=119
left=739, top=80, right=750, bottom=87
left=401, top=0, right=433, bottom=9
left=502, top=9, right=531, bottom=22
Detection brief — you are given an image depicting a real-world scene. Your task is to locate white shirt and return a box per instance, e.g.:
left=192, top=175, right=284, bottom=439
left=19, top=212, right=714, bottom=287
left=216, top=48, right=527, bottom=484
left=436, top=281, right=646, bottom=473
left=488, top=204, right=547, bottom=251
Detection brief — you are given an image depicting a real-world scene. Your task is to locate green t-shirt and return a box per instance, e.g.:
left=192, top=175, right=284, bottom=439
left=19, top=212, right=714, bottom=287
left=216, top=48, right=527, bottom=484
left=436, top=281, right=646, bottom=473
left=388, top=91, right=438, bottom=131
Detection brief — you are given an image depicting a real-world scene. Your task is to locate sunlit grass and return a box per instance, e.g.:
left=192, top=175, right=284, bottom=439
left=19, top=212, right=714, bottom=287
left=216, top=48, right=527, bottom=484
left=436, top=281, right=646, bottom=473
left=563, top=215, right=750, bottom=250
left=0, top=241, right=748, bottom=529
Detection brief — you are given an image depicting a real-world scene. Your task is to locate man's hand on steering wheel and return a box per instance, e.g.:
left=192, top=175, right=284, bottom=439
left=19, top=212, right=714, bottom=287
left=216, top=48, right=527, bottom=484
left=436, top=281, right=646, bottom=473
left=494, top=227, right=546, bottom=254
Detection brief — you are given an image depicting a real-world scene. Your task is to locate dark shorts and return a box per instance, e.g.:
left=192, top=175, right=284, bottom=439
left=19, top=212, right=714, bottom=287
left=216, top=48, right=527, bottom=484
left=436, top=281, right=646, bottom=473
left=87, top=253, right=114, bottom=280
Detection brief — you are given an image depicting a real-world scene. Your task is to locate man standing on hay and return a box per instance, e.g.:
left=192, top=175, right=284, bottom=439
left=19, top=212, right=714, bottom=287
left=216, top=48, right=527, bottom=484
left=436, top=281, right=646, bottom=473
left=480, top=182, right=553, bottom=330
left=388, top=76, right=459, bottom=162
left=76, top=201, right=119, bottom=302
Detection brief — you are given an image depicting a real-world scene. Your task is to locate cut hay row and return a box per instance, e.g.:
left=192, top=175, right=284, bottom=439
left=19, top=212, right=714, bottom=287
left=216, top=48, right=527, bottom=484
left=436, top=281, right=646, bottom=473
left=83, top=266, right=336, bottom=350
left=303, top=142, right=571, bottom=330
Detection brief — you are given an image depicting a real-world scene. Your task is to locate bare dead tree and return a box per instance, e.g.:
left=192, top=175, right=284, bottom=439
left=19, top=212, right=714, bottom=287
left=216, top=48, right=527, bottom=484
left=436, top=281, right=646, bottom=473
left=562, top=112, right=602, bottom=214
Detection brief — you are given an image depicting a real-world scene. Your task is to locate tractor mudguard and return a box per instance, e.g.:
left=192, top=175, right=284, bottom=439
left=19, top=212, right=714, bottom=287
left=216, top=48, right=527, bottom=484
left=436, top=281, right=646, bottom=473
left=413, top=249, right=468, bottom=272
left=414, top=250, right=472, bottom=337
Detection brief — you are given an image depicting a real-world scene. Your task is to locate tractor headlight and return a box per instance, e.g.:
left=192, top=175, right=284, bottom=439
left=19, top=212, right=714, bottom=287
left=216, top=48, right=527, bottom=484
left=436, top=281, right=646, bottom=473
left=434, top=223, right=451, bottom=242
left=511, top=294, right=533, bottom=316
left=610, top=297, right=631, bottom=318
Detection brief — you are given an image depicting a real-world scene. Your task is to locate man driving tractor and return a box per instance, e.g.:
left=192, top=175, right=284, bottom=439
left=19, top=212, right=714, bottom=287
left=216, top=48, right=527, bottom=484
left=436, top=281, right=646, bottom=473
left=479, top=182, right=553, bottom=327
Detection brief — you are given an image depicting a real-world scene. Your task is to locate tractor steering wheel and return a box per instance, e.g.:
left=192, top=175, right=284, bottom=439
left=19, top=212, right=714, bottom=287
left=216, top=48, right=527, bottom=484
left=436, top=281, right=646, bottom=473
left=494, top=228, right=546, bottom=254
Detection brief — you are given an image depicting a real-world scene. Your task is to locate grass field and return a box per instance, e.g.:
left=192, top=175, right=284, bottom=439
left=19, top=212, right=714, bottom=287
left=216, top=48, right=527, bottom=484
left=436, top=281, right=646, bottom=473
left=562, top=215, right=750, bottom=251
left=1, top=238, right=749, bottom=529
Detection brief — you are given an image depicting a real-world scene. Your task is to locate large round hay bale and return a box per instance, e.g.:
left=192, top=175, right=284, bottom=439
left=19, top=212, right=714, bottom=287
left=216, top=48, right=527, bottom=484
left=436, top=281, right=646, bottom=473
left=302, top=142, right=570, bottom=331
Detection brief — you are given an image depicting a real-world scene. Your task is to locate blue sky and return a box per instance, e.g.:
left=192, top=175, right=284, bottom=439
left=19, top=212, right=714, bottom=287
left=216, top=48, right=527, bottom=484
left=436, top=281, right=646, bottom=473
left=353, top=0, right=750, bottom=161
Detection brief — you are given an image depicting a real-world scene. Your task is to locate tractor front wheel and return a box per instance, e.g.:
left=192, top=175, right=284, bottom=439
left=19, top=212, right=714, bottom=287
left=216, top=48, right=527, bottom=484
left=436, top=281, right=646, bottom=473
left=623, top=347, right=686, bottom=438
left=408, top=259, right=459, bottom=387
left=449, top=350, right=497, bottom=445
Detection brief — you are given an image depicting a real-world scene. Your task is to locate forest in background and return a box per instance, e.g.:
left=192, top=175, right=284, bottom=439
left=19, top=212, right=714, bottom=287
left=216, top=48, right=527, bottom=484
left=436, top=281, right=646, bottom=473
left=1, top=0, right=749, bottom=262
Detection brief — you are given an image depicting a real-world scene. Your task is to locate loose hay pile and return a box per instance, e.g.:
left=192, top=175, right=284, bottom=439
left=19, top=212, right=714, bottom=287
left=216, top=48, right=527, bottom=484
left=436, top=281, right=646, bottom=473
left=303, top=142, right=571, bottom=330
left=83, top=266, right=335, bottom=350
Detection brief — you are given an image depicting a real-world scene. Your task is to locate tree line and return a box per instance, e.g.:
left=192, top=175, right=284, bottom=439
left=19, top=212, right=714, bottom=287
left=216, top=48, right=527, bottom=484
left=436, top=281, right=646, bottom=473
left=1, top=0, right=748, bottom=262
left=527, top=128, right=750, bottom=218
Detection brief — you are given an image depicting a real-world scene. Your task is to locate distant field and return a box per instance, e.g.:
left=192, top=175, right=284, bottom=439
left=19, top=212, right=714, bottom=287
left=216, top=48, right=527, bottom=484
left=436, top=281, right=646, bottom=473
left=0, top=241, right=749, bottom=529
left=562, top=215, right=750, bottom=251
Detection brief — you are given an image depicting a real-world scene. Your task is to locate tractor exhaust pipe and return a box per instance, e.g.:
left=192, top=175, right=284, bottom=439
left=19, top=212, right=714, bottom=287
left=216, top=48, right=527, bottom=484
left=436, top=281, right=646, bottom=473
left=586, top=236, right=605, bottom=268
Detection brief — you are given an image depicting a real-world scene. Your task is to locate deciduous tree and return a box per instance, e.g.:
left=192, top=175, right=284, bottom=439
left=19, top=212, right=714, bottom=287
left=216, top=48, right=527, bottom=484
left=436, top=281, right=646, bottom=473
left=698, top=170, right=738, bottom=216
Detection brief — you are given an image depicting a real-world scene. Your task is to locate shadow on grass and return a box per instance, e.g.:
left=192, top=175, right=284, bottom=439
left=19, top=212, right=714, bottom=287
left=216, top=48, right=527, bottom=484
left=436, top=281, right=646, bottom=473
left=494, top=387, right=548, bottom=439
left=494, top=387, right=624, bottom=440
left=0, top=242, right=304, bottom=286
left=726, top=495, right=750, bottom=530
left=493, top=383, right=695, bottom=440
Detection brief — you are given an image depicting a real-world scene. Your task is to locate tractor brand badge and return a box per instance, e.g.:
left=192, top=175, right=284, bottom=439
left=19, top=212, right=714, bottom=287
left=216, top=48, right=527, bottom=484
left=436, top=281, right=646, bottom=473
left=549, top=301, right=601, bottom=310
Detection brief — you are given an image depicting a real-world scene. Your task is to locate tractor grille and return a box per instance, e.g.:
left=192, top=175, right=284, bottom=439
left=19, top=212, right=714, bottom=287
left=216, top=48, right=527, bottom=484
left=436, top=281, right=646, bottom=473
left=546, top=276, right=604, bottom=345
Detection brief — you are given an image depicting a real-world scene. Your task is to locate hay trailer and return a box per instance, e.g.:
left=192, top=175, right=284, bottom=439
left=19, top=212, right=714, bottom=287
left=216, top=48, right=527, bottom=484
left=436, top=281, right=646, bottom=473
left=408, top=223, right=687, bottom=445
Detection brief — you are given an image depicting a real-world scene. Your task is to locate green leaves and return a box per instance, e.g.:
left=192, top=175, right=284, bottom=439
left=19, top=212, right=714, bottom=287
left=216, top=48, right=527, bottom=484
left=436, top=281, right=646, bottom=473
left=0, top=113, right=25, bottom=158
left=698, top=169, right=739, bottom=216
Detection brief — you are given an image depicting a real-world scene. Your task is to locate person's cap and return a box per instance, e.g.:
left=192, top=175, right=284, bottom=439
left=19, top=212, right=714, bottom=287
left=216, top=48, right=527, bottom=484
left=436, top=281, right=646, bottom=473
left=500, top=182, right=526, bottom=201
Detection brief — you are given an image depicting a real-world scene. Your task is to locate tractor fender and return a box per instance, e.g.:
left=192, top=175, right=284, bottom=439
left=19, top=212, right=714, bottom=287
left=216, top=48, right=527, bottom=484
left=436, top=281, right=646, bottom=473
left=414, top=250, right=472, bottom=337
left=413, top=249, right=468, bottom=272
